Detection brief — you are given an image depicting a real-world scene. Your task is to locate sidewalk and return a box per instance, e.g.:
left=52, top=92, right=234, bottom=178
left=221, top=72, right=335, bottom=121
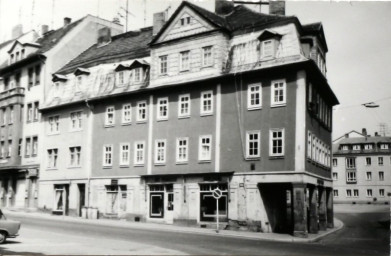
left=3, top=209, right=343, bottom=243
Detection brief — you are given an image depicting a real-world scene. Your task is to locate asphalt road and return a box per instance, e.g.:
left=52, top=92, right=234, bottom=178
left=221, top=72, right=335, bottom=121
left=0, top=210, right=389, bottom=255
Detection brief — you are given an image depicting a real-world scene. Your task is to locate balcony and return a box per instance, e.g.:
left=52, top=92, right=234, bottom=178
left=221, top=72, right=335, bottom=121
left=0, top=87, right=25, bottom=101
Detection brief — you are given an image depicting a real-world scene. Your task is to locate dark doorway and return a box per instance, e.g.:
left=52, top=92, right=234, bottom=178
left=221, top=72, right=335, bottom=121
left=259, top=183, right=292, bottom=233
left=78, top=184, right=85, bottom=217
left=150, top=192, right=164, bottom=218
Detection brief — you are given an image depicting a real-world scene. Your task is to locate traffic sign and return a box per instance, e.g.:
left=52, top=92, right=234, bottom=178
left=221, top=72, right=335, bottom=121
left=212, top=188, right=222, bottom=199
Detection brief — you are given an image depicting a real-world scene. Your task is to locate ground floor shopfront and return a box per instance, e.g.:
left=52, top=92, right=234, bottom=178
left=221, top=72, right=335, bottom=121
left=0, top=167, right=39, bottom=209
left=38, top=171, right=334, bottom=237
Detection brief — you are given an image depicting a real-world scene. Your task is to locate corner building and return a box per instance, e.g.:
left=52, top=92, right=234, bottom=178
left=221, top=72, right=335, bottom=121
left=43, top=1, right=338, bottom=237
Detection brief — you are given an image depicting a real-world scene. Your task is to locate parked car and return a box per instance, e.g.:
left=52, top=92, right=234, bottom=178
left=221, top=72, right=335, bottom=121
left=0, top=210, right=21, bottom=244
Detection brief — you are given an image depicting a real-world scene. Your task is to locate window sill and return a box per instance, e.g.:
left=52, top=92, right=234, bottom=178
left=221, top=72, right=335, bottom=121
left=201, top=64, right=214, bottom=69
left=198, top=160, right=211, bottom=163
left=269, top=155, right=284, bottom=159
left=200, top=112, right=213, bottom=117
left=67, top=166, right=81, bottom=169
left=178, top=115, right=190, bottom=119
left=104, top=124, right=115, bottom=128
left=245, top=157, right=260, bottom=161
left=121, top=122, right=132, bottom=126
left=154, top=163, right=166, bottom=166
left=103, top=166, right=112, bottom=169
left=157, top=118, right=168, bottom=122
left=179, top=69, right=190, bottom=73
left=46, top=168, right=58, bottom=171
left=271, top=103, right=286, bottom=108
left=176, top=161, right=188, bottom=165
left=69, top=129, right=83, bottom=133
left=133, top=164, right=144, bottom=167
left=119, top=164, right=130, bottom=168
left=248, top=106, right=262, bottom=111
left=48, top=132, right=60, bottom=136
left=136, top=120, right=147, bottom=124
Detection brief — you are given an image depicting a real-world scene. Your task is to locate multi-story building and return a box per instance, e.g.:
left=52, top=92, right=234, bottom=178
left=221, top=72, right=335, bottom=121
left=332, top=129, right=391, bottom=204
left=0, top=16, right=122, bottom=210
left=42, top=0, right=338, bottom=237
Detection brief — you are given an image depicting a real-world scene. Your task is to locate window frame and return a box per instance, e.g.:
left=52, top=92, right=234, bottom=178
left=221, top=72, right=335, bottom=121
left=105, top=106, right=115, bottom=127
left=247, top=83, right=262, bottom=110
left=261, top=39, right=275, bottom=59
left=269, top=128, right=285, bottom=157
left=69, top=146, right=81, bottom=167
left=178, top=94, right=191, bottom=118
left=48, top=115, right=60, bottom=135
left=157, top=97, right=169, bottom=121
left=136, top=101, right=147, bottom=123
left=246, top=130, right=261, bottom=159
left=199, top=135, right=212, bottom=162
left=379, top=171, right=384, bottom=181
left=134, top=141, right=145, bottom=166
left=179, top=51, right=190, bottom=71
left=366, top=171, right=372, bottom=181
left=154, top=139, right=167, bottom=165
left=103, top=144, right=113, bottom=167
left=119, top=143, right=130, bottom=166
left=202, top=46, right=213, bottom=67
left=122, top=104, right=132, bottom=124
left=378, top=156, right=384, bottom=166
left=366, top=189, right=373, bottom=197
left=70, top=111, right=83, bottom=131
left=200, top=90, right=213, bottom=116
left=270, top=79, right=286, bottom=107
left=159, top=55, right=168, bottom=75
left=47, top=148, right=58, bottom=169
left=176, top=137, right=189, bottom=163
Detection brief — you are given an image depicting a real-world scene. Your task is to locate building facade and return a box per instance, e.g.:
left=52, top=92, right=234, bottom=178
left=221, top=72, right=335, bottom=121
left=41, top=1, right=338, bottom=237
left=332, top=129, right=391, bottom=204
left=0, top=16, right=122, bottom=210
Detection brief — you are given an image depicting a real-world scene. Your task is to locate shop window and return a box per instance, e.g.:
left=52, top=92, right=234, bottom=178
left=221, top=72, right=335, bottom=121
left=200, top=183, right=228, bottom=222
left=105, top=185, right=127, bottom=215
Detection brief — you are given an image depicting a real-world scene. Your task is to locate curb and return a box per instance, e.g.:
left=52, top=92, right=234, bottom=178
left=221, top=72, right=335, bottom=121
left=3, top=209, right=343, bottom=243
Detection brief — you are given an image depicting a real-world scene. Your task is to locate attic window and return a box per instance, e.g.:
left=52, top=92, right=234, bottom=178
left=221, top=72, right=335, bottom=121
left=261, top=40, right=275, bottom=59
left=258, top=30, right=282, bottom=60
left=180, top=16, right=191, bottom=26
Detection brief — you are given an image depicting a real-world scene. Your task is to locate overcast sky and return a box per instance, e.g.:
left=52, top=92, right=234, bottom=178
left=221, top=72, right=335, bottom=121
left=0, top=0, right=390, bottom=139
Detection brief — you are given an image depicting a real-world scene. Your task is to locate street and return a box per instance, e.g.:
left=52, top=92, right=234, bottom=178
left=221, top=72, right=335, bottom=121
left=0, top=206, right=389, bottom=255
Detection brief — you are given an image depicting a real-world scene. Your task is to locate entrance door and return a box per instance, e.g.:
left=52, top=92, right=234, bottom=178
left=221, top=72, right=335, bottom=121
left=150, top=192, right=164, bottom=218
left=165, top=184, right=174, bottom=224
left=54, top=184, right=69, bottom=215
left=78, top=184, right=85, bottom=217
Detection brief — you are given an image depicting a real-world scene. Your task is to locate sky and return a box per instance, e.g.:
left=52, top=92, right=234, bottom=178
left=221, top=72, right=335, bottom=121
left=0, top=0, right=390, bottom=139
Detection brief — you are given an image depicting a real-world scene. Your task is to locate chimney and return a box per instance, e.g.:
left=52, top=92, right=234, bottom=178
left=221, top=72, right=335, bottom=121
left=362, top=128, right=367, bottom=137
left=97, top=27, right=111, bottom=46
left=153, top=12, right=166, bottom=36
left=12, top=24, right=23, bottom=39
left=41, top=25, right=49, bottom=36
left=269, top=0, right=285, bottom=16
left=215, top=0, right=234, bottom=15
left=64, top=17, right=72, bottom=27
left=375, top=132, right=379, bottom=137
left=344, top=133, right=349, bottom=138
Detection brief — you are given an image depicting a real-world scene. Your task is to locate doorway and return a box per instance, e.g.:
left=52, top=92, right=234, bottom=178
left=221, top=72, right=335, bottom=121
left=78, top=184, right=85, bottom=217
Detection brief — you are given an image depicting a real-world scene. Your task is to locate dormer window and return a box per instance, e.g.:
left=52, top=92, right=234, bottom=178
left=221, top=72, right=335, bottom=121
left=261, top=40, right=275, bottom=59
left=258, top=30, right=282, bottom=60
left=134, top=68, right=142, bottom=83
left=341, top=145, right=349, bottom=151
left=35, top=65, right=41, bottom=85
left=118, top=71, right=124, bottom=84
left=180, top=16, right=191, bottom=26
left=15, top=52, right=20, bottom=62
left=180, top=51, right=190, bottom=71
left=364, top=144, right=373, bottom=150
left=352, top=144, right=360, bottom=151
left=10, top=54, right=14, bottom=64
left=380, top=144, right=389, bottom=150
left=76, top=76, right=83, bottom=88
left=21, top=49, right=25, bottom=59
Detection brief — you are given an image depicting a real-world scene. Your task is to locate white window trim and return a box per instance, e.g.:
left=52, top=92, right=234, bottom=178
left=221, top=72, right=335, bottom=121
left=69, top=146, right=81, bottom=168
left=199, top=135, right=212, bottom=162
left=261, top=39, right=275, bottom=59
left=157, top=97, right=169, bottom=121
left=271, top=79, right=286, bottom=107
left=119, top=143, right=130, bottom=166
left=366, top=189, right=373, bottom=197
left=136, top=101, right=147, bottom=123
left=246, top=130, right=261, bottom=159
left=366, top=172, right=372, bottom=181
left=70, top=111, right=83, bottom=132
left=154, top=139, right=167, bottom=165
left=105, top=106, right=115, bottom=127
left=269, top=128, right=285, bottom=157
left=247, top=83, right=262, bottom=110
left=379, top=189, right=385, bottom=197
left=179, top=51, right=190, bottom=71
left=103, top=144, right=113, bottom=167
left=176, top=137, right=189, bottom=163
left=134, top=141, right=145, bottom=166
left=122, top=103, right=132, bottom=124
left=178, top=94, right=191, bottom=118
left=48, top=115, right=60, bottom=135
left=159, top=55, right=168, bottom=75
left=378, top=157, right=384, bottom=166
left=202, top=46, right=213, bottom=67
left=200, top=90, right=213, bottom=116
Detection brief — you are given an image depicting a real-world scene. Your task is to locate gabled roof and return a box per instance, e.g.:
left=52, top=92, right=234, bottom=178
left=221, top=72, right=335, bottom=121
left=337, top=136, right=391, bottom=145
left=52, top=74, right=67, bottom=82
left=74, top=67, right=90, bottom=76
left=258, top=29, right=282, bottom=41
left=7, top=40, right=41, bottom=53
left=56, top=27, right=153, bottom=75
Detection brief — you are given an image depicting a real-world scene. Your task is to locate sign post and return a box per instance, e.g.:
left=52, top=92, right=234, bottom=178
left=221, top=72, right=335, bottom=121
left=212, top=188, right=222, bottom=233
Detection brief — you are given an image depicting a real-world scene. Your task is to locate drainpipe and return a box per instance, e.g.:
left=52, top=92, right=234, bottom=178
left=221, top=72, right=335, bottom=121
left=85, top=99, right=94, bottom=214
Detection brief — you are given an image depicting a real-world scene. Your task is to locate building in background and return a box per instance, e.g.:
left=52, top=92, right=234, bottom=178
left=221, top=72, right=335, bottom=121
left=332, top=129, right=391, bottom=204
left=41, top=0, right=338, bottom=237
left=0, top=16, right=122, bottom=210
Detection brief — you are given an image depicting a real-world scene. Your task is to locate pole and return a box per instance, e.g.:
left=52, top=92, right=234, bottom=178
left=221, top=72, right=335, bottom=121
left=216, top=198, right=219, bottom=233
left=125, top=0, right=128, bottom=32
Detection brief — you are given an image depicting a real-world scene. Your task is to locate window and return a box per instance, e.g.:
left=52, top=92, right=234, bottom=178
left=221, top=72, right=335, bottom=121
left=353, top=189, right=359, bottom=197
left=120, top=143, right=130, bottom=166
left=379, top=171, right=384, bottom=181
left=270, top=129, right=284, bottom=156
left=352, top=144, right=360, bottom=150
left=47, top=149, right=58, bottom=168
left=261, top=40, right=275, bottom=59
left=333, top=190, right=338, bottom=197
left=379, top=189, right=385, bottom=197
left=366, top=189, right=372, bottom=197
left=333, top=158, right=337, bottom=167
left=178, top=94, right=190, bottom=118
left=122, top=104, right=132, bottom=124
left=247, top=84, right=262, bottom=109
left=366, top=172, right=372, bottom=181
left=7, top=140, right=12, bottom=157
left=1, top=109, right=5, bottom=125
left=32, top=136, right=38, bottom=156
left=180, top=16, right=191, bottom=26
left=48, top=115, right=60, bottom=134
left=380, top=144, right=389, bottom=150
left=0, top=142, right=4, bottom=158
left=246, top=131, right=260, bottom=158
left=180, top=51, right=190, bottom=71
left=103, top=145, right=113, bottom=167
left=35, top=65, right=41, bottom=85
left=105, top=106, right=115, bottom=126
left=18, top=139, right=22, bottom=156
left=118, top=71, right=124, bottom=84
left=341, top=145, right=349, bottom=151
left=346, top=189, right=352, bottom=197
left=199, top=135, right=212, bottom=161
left=307, top=132, right=312, bottom=158
left=200, top=91, right=213, bottom=115
left=155, top=139, right=166, bottom=164
left=25, top=138, right=31, bottom=156
left=271, top=80, right=286, bottom=106
left=364, top=144, right=373, bottom=150
left=366, top=157, right=371, bottom=166
left=76, top=76, right=83, bottom=90
left=159, top=55, right=167, bottom=75
left=157, top=97, right=169, bottom=120
left=28, top=68, right=34, bottom=87
left=346, top=157, right=356, bottom=169
left=69, top=146, right=81, bottom=167
left=33, top=102, right=39, bottom=121
left=134, top=68, right=142, bottom=82
left=134, top=141, right=145, bottom=165
left=332, top=172, right=338, bottom=181
left=378, top=157, right=383, bottom=166
left=346, top=171, right=356, bottom=183
left=202, top=46, right=213, bottom=66
left=9, top=106, right=13, bottom=124
left=70, top=111, right=82, bottom=131
left=176, top=138, right=188, bottom=163
left=137, top=101, right=147, bottom=122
